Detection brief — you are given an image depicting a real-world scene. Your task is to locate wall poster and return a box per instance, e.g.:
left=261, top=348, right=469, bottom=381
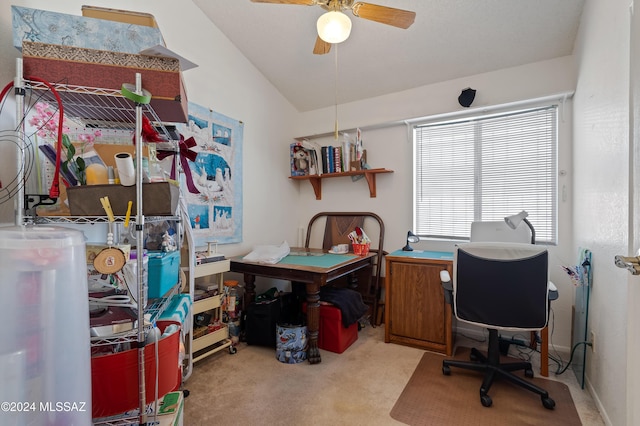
left=176, top=102, right=243, bottom=247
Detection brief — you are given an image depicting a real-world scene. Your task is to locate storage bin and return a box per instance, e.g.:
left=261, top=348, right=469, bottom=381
left=276, top=324, right=307, bottom=364
left=91, top=321, right=180, bottom=418
left=12, top=6, right=165, bottom=53
left=148, top=250, right=181, bottom=299
left=0, top=226, right=92, bottom=425
left=303, top=302, right=358, bottom=354
left=352, top=242, right=370, bottom=256
left=22, top=41, right=188, bottom=123
left=67, top=182, right=180, bottom=216
left=81, top=5, right=160, bottom=28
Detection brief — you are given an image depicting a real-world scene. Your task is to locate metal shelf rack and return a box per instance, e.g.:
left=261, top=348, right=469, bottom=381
left=15, top=58, right=183, bottom=425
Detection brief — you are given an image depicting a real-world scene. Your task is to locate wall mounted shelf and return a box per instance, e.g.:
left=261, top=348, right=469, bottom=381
left=289, top=168, right=393, bottom=200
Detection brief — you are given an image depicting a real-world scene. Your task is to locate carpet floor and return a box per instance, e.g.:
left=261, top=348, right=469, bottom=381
left=183, top=326, right=600, bottom=425
left=390, top=347, right=581, bottom=426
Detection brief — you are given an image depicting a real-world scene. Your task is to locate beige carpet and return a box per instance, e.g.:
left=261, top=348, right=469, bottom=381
left=390, top=347, right=582, bottom=426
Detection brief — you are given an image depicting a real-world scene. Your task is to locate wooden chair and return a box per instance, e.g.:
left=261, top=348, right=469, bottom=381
left=304, top=212, right=386, bottom=326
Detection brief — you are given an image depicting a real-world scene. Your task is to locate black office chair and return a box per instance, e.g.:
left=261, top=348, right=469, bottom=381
left=440, top=242, right=556, bottom=409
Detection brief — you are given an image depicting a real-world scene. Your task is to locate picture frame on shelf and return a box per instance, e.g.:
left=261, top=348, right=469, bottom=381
left=290, top=142, right=319, bottom=176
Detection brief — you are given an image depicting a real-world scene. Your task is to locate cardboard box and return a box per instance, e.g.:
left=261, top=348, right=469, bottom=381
left=22, top=41, right=188, bottom=123
left=11, top=6, right=165, bottom=53
left=81, top=5, right=160, bottom=28
left=67, top=182, right=179, bottom=216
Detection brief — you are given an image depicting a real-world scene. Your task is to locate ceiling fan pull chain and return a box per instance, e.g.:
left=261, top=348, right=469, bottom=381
left=334, top=43, right=339, bottom=140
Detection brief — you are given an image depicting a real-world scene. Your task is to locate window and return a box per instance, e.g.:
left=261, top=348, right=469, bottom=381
left=413, top=105, right=557, bottom=244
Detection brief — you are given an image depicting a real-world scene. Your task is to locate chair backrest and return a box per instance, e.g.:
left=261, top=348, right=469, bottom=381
left=305, top=212, right=384, bottom=256
left=470, top=221, right=531, bottom=243
left=305, top=212, right=386, bottom=318
left=453, top=242, right=549, bottom=331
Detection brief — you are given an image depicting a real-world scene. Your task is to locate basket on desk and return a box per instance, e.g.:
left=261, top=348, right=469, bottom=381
left=352, top=243, right=370, bottom=256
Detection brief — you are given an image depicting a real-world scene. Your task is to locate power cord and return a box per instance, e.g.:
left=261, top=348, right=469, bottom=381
left=88, top=294, right=136, bottom=309
left=501, top=307, right=592, bottom=376
left=552, top=341, right=591, bottom=375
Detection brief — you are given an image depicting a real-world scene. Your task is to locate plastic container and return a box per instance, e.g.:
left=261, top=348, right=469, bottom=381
left=224, top=280, right=242, bottom=320
left=0, top=225, right=92, bottom=425
left=148, top=250, right=180, bottom=298
left=352, top=243, right=370, bottom=256
left=122, top=248, right=148, bottom=308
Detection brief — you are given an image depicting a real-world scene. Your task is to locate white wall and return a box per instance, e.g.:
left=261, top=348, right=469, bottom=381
left=0, top=0, right=301, bottom=265
left=572, top=0, right=632, bottom=425
left=293, top=57, right=578, bottom=352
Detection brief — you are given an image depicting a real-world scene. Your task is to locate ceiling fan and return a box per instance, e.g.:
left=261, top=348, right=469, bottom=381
left=250, top=0, right=416, bottom=55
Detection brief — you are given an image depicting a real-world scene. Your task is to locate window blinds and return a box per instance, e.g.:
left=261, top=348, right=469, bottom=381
left=413, top=105, right=557, bottom=243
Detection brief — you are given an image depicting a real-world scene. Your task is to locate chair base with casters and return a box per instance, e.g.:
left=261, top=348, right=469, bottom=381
left=442, top=329, right=556, bottom=409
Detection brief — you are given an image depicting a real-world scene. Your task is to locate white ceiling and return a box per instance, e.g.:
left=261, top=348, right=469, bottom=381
left=193, top=1, right=585, bottom=112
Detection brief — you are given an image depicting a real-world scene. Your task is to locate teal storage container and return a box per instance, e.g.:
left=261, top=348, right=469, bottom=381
left=148, top=251, right=180, bottom=299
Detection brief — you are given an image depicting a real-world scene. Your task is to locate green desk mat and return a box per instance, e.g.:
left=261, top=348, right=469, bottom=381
left=280, top=253, right=356, bottom=268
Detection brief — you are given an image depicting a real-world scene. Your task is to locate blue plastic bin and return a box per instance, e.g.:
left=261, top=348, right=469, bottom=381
left=148, top=251, right=180, bottom=298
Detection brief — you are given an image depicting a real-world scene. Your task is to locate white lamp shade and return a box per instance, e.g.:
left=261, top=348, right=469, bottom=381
left=504, top=210, right=529, bottom=229
left=317, top=11, right=352, bottom=44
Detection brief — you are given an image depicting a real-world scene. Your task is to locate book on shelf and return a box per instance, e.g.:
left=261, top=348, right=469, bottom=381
left=327, top=145, right=335, bottom=173
left=39, top=144, right=78, bottom=186
left=333, top=145, right=342, bottom=173
left=321, top=146, right=329, bottom=174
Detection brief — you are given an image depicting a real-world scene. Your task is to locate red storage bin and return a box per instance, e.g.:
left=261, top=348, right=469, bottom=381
left=91, top=321, right=181, bottom=418
left=303, top=303, right=358, bottom=354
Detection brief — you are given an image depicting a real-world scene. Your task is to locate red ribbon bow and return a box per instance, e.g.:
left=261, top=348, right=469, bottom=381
left=157, top=135, right=200, bottom=194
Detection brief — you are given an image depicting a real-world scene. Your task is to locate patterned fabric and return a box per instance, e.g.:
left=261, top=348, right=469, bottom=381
left=22, top=41, right=179, bottom=72
left=12, top=6, right=164, bottom=54
left=276, top=325, right=307, bottom=364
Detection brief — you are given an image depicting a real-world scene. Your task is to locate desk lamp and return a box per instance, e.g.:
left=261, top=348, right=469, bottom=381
left=402, top=231, right=420, bottom=251
left=504, top=210, right=536, bottom=244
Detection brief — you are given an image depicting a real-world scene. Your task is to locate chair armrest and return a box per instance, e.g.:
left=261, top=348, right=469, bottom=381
left=440, top=270, right=452, bottom=289
left=548, top=281, right=559, bottom=301
left=440, top=270, right=453, bottom=304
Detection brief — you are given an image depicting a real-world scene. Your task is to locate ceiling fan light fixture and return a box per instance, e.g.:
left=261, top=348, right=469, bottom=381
left=317, top=11, right=352, bottom=44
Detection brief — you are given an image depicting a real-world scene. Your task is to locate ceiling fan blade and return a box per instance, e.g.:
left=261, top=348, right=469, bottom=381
left=250, top=0, right=316, bottom=5
left=351, top=2, right=416, bottom=29
left=313, top=36, right=331, bottom=55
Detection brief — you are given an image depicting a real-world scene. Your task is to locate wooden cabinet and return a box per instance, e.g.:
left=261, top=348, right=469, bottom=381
left=384, top=250, right=454, bottom=355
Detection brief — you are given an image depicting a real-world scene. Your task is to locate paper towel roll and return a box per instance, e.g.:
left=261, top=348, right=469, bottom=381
left=114, top=152, right=135, bottom=186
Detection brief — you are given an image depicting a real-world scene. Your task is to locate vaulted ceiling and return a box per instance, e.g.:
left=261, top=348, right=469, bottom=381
left=193, top=1, right=585, bottom=112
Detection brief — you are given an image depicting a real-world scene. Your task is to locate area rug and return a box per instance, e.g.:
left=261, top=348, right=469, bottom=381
left=390, top=347, right=582, bottom=426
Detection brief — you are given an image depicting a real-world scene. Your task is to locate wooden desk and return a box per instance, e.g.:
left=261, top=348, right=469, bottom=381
left=384, top=249, right=550, bottom=375
left=230, top=248, right=375, bottom=364
left=385, top=250, right=454, bottom=355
